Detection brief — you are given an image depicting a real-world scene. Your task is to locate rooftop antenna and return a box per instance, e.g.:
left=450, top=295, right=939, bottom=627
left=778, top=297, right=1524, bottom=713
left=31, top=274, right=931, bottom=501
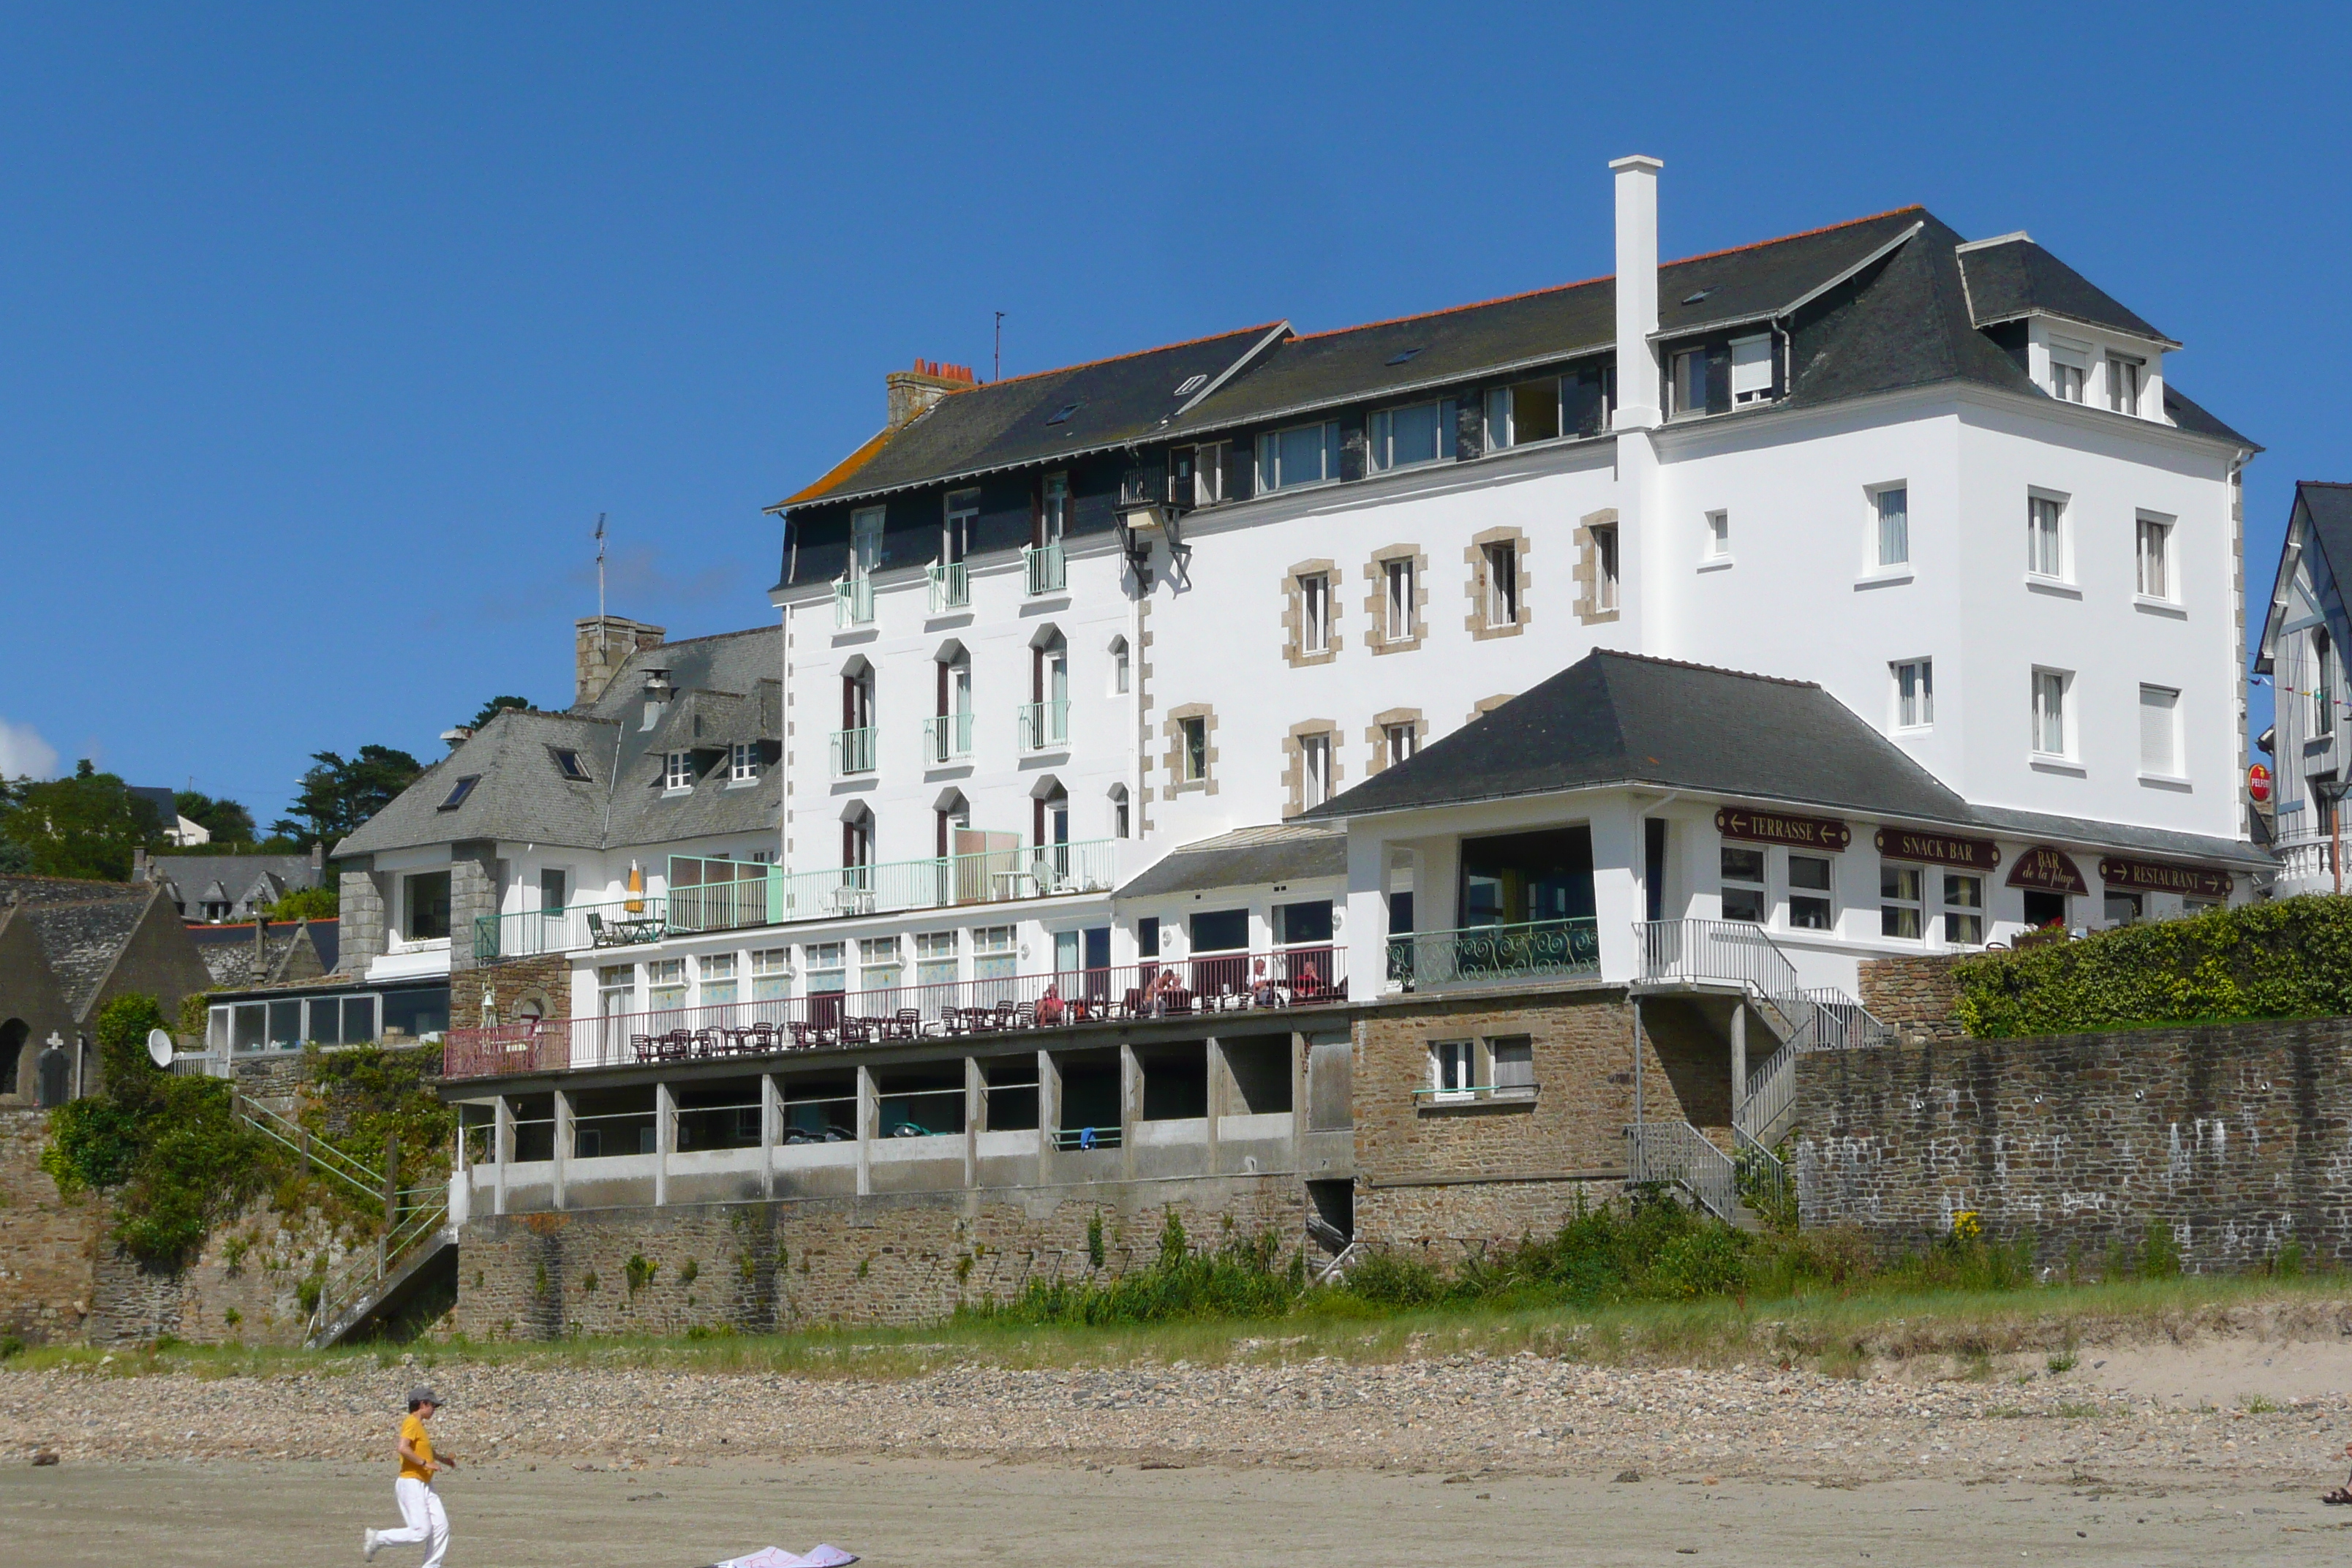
left=594, top=512, right=611, bottom=679
left=994, top=311, right=1004, bottom=383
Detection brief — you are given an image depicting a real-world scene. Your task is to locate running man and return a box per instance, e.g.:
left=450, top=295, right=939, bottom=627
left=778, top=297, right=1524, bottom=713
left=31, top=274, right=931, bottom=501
left=363, top=1385, right=458, bottom=1566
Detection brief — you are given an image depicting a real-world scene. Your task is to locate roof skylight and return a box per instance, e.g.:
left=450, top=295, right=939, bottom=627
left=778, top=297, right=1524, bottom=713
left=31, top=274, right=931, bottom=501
left=1046, top=402, right=1080, bottom=425
left=1172, top=374, right=1207, bottom=396
left=552, top=748, right=590, bottom=782
left=1681, top=289, right=1712, bottom=305
left=437, top=775, right=480, bottom=811
left=1384, top=347, right=1425, bottom=366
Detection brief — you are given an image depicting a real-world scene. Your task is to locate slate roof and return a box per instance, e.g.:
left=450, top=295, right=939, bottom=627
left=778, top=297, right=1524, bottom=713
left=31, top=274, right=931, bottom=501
left=1956, top=234, right=2176, bottom=346
left=1301, top=650, right=2266, bottom=870
left=146, top=852, right=323, bottom=919
left=780, top=206, right=2246, bottom=516
left=1115, top=822, right=1347, bottom=900
left=189, top=920, right=332, bottom=988
left=2255, top=481, right=2352, bottom=676
left=335, top=625, right=782, bottom=859
left=0, top=875, right=161, bottom=1016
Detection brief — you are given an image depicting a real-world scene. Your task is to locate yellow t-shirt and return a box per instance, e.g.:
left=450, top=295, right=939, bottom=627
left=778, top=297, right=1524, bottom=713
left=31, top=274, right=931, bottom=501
left=399, top=1413, right=434, bottom=1482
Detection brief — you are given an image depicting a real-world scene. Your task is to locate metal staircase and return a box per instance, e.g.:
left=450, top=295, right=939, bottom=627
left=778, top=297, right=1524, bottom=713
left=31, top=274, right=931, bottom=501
left=1626, top=919, right=1893, bottom=1227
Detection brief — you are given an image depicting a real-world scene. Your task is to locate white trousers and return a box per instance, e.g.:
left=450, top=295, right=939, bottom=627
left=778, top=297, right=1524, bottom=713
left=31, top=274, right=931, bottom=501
left=380, top=1475, right=450, bottom=1568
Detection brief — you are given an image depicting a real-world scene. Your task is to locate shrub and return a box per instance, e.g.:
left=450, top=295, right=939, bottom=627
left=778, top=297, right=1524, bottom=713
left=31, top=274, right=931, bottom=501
left=625, top=1254, right=657, bottom=1292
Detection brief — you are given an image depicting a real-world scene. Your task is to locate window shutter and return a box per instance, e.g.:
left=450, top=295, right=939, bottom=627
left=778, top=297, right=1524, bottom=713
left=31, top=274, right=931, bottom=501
left=1705, top=342, right=1733, bottom=415
left=1225, top=439, right=1254, bottom=502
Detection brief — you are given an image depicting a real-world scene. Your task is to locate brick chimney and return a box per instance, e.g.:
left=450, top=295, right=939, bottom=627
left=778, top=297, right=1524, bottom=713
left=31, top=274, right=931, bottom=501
left=886, top=358, right=976, bottom=431
left=576, top=616, right=666, bottom=708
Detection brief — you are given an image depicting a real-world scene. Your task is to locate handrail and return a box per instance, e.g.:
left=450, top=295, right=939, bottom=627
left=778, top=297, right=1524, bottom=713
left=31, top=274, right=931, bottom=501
left=235, top=1096, right=384, bottom=1205
left=927, top=559, right=969, bottom=612
left=923, top=710, right=974, bottom=764
left=1387, top=917, right=1599, bottom=990
left=306, top=1200, right=451, bottom=1345
left=1632, top=916, right=1799, bottom=995
left=1627, top=1120, right=1742, bottom=1226
left=834, top=572, right=875, bottom=627
left=475, top=896, right=672, bottom=962
left=830, top=726, right=878, bottom=777
left=1017, top=698, right=1069, bottom=751
left=1022, top=541, right=1066, bottom=596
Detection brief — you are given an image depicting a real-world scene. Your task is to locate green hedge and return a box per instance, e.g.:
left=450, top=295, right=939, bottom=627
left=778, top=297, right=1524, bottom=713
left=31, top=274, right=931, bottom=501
left=1952, top=894, right=2352, bottom=1038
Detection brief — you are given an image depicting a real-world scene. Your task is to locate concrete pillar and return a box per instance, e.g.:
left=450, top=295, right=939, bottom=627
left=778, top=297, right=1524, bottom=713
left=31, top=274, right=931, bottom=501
left=854, top=1064, right=875, bottom=1198
left=1730, top=1004, right=1747, bottom=1131
left=653, top=1081, right=673, bottom=1207
left=1036, top=1048, right=1059, bottom=1188
left=493, top=1096, right=512, bottom=1216
left=1290, top=1031, right=1308, bottom=1150
left=760, top=1074, right=779, bottom=1200
left=551, top=1088, right=571, bottom=1210
left=1119, top=1042, right=1140, bottom=1181
left=1205, top=1037, right=1227, bottom=1175
left=963, top=1056, right=981, bottom=1189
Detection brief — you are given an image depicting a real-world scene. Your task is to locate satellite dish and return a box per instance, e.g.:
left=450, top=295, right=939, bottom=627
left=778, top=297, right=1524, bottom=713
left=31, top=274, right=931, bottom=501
left=146, top=1028, right=174, bottom=1068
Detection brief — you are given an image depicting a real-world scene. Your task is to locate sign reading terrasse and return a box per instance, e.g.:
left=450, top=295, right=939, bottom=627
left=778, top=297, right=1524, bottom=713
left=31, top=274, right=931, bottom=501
left=1715, top=807, right=1852, bottom=851
left=1872, top=827, right=2002, bottom=870
left=2099, top=856, right=2234, bottom=899
left=2005, top=844, right=2089, bottom=894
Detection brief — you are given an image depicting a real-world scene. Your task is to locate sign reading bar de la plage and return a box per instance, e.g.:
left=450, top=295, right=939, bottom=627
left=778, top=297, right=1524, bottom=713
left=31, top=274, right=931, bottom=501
left=1872, top=827, right=2002, bottom=871
left=2005, top=844, right=2089, bottom=895
left=2099, top=856, right=2234, bottom=899
left=1715, top=807, right=1852, bottom=851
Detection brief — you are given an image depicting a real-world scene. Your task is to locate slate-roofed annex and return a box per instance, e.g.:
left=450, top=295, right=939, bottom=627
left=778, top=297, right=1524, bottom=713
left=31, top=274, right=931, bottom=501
left=334, top=624, right=781, bottom=860
left=774, top=204, right=2247, bottom=587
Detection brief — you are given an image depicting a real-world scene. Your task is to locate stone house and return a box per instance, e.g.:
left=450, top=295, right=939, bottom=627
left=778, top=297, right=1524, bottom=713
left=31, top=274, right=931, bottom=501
left=0, top=875, right=214, bottom=1104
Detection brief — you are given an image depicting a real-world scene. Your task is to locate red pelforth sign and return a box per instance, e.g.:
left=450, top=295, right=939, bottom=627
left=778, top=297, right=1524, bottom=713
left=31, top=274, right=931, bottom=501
left=1715, top=807, right=1852, bottom=851
left=2099, top=857, right=2234, bottom=900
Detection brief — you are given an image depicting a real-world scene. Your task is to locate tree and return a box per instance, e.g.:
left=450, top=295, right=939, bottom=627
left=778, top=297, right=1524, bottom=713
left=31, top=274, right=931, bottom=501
left=0, top=760, right=162, bottom=881
left=173, top=789, right=258, bottom=845
left=466, top=695, right=534, bottom=731
left=271, top=745, right=423, bottom=850
left=264, top=883, right=339, bottom=921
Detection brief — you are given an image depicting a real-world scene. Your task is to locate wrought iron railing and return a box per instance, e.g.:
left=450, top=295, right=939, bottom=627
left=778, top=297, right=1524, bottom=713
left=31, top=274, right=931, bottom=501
left=831, top=725, right=878, bottom=777
left=1018, top=698, right=1069, bottom=751
left=1022, top=541, right=1066, bottom=596
left=924, top=710, right=973, bottom=764
left=834, top=572, right=875, bottom=627
left=1385, top=917, right=1600, bottom=990
left=927, top=560, right=969, bottom=612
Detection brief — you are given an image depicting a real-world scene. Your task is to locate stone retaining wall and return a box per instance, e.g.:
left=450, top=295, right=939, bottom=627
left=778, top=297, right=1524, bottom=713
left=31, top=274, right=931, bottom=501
left=1855, top=954, right=1965, bottom=1042
left=0, top=1109, right=99, bottom=1345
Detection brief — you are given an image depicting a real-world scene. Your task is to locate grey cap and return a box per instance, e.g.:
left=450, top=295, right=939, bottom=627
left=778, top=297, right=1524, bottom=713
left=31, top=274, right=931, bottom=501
left=408, top=1386, right=442, bottom=1408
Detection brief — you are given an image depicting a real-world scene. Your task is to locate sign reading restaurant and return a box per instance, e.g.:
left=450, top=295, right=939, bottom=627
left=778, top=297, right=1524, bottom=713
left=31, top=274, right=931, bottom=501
left=2099, top=856, right=2234, bottom=899
left=1715, top=807, right=1852, bottom=851
left=1872, top=827, right=2002, bottom=870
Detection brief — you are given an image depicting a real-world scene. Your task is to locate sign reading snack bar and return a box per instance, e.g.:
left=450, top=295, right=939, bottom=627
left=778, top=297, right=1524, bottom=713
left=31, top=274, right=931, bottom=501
left=1872, top=827, right=2002, bottom=870
left=1715, top=807, right=1852, bottom=851
left=2005, top=844, right=2089, bottom=894
left=2098, top=856, right=2234, bottom=900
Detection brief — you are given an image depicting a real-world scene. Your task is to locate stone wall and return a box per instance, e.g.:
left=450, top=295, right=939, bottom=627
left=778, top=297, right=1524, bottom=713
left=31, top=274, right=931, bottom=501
left=0, top=1109, right=100, bottom=1344
left=338, top=869, right=385, bottom=976
left=450, top=951, right=570, bottom=1036
left=456, top=1177, right=1298, bottom=1337
left=1794, top=1017, right=2352, bottom=1271
left=1856, top=954, right=1966, bottom=1042
left=83, top=1200, right=366, bottom=1347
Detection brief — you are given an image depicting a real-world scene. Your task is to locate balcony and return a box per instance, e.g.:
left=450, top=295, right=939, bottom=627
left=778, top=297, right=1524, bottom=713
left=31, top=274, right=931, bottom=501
left=923, top=710, right=973, bottom=765
left=927, top=560, right=969, bottom=613
left=1022, top=540, right=1066, bottom=596
left=666, top=839, right=1120, bottom=938
left=474, top=897, right=674, bottom=964
left=831, top=725, right=877, bottom=777
left=833, top=572, right=875, bottom=628
left=440, top=945, right=1349, bottom=1080
left=2276, top=837, right=2337, bottom=897
left=1018, top=698, right=1069, bottom=752
left=1385, top=917, right=1601, bottom=992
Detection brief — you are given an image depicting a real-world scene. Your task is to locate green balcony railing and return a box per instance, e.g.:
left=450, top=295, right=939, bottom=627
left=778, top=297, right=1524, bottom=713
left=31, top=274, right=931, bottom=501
left=927, top=560, right=969, bottom=612
left=1018, top=698, right=1069, bottom=751
left=1386, top=916, right=1600, bottom=991
left=1022, top=540, right=1066, bottom=596
left=834, top=572, right=875, bottom=627
left=924, top=710, right=973, bottom=764
left=474, top=897, right=674, bottom=962
left=831, top=725, right=878, bottom=777
left=664, top=840, right=1120, bottom=936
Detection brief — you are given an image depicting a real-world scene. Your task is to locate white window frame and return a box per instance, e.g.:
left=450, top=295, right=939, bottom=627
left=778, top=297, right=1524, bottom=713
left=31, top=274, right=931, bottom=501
left=2138, top=683, right=2182, bottom=779
left=728, top=742, right=760, bottom=784
left=1941, top=872, right=1985, bottom=946
left=1786, top=852, right=1835, bottom=932
left=2027, top=491, right=2069, bottom=581
left=1669, top=347, right=1708, bottom=416
left=2106, top=353, right=2144, bottom=416
left=1482, top=377, right=1562, bottom=451
left=2136, top=514, right=2174, bottom=601
left=698, top=951, right=739, bottom=1005
left=1482, top=540, right=1518, bottom=627
left=1384, top=721, right=1418, bottom=768
left=1369, top=399, right=1458, bottom=472
left=913, top=930, right=959, bottom=991
left=804, top=941, right=846, bottom=995
left=1255, top=421, right=1341, bottom=491
left=647, top=957, right=687, bottom=1011
left=942, top=487, right=979, bottom=564
left=1300, top=730, right=1333, bottom=809
left=2032, top=667, right=2071, bottom=758
left=1383, top=556, right=1417, bottom=640
left=1428, top=1039, right=1476, bottom=1101
left=1299, top=571, right=1331, bottom=654
left=2048, top=341, right=2089, bottom=403
left=1593, top=523, right=1619, bottom=610
left=1704, top=510, right=1730, bottom=562
left=1893, top=657, right=1934, bottom=730
left=749, top=947, right=791, bottom=1001
left=664, top=750, right=696, bottom=791
left=1179, top=716, right=1208, bottom=783
left=1719, top=844, right=1767, bottom=924
left=1880, top=862, right=1925, bottom=941
left=1728, top=333, right=1773, bottom=406
left=1040, top=472, right=1069, bottom=543
left=1109, top=635, right=1131, bottom=696
left=1870, top=483, right=1910, bottom=570
left=850, top=507, right=885, bottom=574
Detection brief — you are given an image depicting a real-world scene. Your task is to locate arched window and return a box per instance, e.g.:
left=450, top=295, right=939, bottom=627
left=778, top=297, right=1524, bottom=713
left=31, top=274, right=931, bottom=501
left=36, top=1037, right=69, bottom=1108
left=1108, top=783, right=1131, bottom=840
left=1108, top=634, right=1131, bottom=696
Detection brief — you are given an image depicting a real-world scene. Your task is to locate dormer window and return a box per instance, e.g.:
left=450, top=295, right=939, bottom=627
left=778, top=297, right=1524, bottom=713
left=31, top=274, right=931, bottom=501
left=552, top=748, right=590, bottom=782
left=729, top=742, right=760, bottom=783
left=437, top=775, right=479, bottom=811
left=1255, top=421, right=1340, bottom=491
left=1670, top=347, right=1708, bottom=415
left=1370, top=399, right=1458, bottom=471
left=663, top=751, right=696, bottom=791
left=2107, top=353, right=2144, bottom=416
left=1729, top=334, right=1773, bottom=406
left=2048, top=341, right=2089, bottom=402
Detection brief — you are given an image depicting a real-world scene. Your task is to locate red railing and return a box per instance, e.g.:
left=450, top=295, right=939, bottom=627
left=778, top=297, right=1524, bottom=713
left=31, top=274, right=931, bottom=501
left=440, top=948, right=1346, bottom=1081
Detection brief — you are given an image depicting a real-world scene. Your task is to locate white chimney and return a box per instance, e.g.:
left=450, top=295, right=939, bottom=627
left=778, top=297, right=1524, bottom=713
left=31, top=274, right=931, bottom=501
left=1610, top=154, right=1664, bottom=430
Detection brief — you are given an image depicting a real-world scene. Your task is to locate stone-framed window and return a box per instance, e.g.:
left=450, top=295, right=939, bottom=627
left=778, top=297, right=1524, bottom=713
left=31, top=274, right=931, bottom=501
left=1465, top=526, right=1531, bottom=639
left=1364, top=545, right=1429, bottom=655
left=1161, top=703, right=1218, bottom=799
left=1466, top=693, right=1515, bottom=725
left=1365, top=706, right=1426, bottom=775
left=1282, top=720, right=1341, bottom=817
left=1574, top=508, right=1621, bottom=624
left=1282, top=558, right=1341, bottom=667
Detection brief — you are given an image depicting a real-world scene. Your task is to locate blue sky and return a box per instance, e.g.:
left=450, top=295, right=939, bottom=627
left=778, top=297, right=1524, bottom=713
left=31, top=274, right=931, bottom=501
left=1, top=4, right=2342, bottom=821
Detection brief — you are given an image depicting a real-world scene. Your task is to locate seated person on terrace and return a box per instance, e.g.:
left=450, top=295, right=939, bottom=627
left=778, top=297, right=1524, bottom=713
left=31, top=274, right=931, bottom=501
left=1036, top=982, right=1066, bottom=1026
left=1250, top=960, right=1280, bottom=1008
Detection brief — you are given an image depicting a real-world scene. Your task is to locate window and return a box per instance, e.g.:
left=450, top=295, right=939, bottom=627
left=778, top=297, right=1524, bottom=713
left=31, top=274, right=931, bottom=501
left=1383, top=556, right=1417, bottom=641
left=1371, top=399, right=1458, bottom=470
left=851, top=507, right=884, bottom=573
left=1880, top=864, right=1924, bottom=939
left=1720, top=846, right=1766, bottom=923
left=1256, top=421, right=1341, bottom=491
left=1787, top=854, right=1834, bottom=931
left=1705, top=510, right=1730, bottom=559
left=2139, top=685, right=2181, bottom=775
left=664, top=750, right=696, bottom=791
left=1109, top=783, right=1130, bottom=840
left=698, top=952, right=738, bottom=1006
left=1670, top=347, right=1708, bottom=415
left=1300, top=572, right=1331, bottom=653
left=2318, top=629, right=2337, bottom=737
left=1482, top=541, right=1518, bottom=627
left=1384, top=721, right=1418, bottom=768
left=2136, top=517, right=2171, bottom=599
left=1039, top=472, right=1068, bottom=543
left=1943, top=874, right=1984, bottom=946
left=1490, top=1036, right=1535, bottom=1095
left=1893, top=658, right=1934, bottom=728
left=1300, top=731, right=1333, bottom=809
left=2049, top=345, right=2087, bottom=402
left=804, top=943, right=845, bottom=997
left=858, top=935, right=902, bottom=994
left=729, top=742, right=760, bottom=783
left=2106, top=354, right=2143, bottom=415
left=598, top=963, right=635, bottom=1015
left=403, top=871, right=451, bottom=942
left=2032, top=668, right=2069, bottom=756
left=943, top=488, right=978, bottom=563
left=750, top=948, right=791, bottom=1001
left=1874, top=486, right=1909, bottom=568
left=1482, top=378, right=1560, bottom=449
left=2027, top=494, right=2066, bottom=578
left=1594, top=524, right=1619, bottom=611
left=1275, top=899, right=1333, bottom=946
left=1729, top=334, right=1773, bottom=405
left=1190, top=907, right=1248, bottom=952
left=1429, top=1040, right=1474, bottom=1099
left=2104, top=891, right=2143, bottom=927
left=914, top=931, right=957, bottom=991
left=1171, top=442, right=1224, bottom=508
left=647, top=957, right=687, bottom=1011
left=552, top=748, right=590, bottom=782
left=1180, top=715, right=1208, bottom=782
left=1136, top=916, right=1160, bottom=959
left=437, top=775, right=479, bottom=811
left=539, top=867, right=567, bottom=914
left=1110, top=636, right=1131, bottom=694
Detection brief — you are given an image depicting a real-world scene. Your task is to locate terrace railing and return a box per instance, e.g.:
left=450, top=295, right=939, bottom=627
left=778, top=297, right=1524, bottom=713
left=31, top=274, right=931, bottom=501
left=834, top=572, right=875, bottom=627
left=1022, top=541, right=1066, bottom=596
left=923, top=710, right=974, bottom=764
left=831, top=725, right=878, bottom=777
left=475, top=897, right=674, bottom=962
left=1018, top=698, right=1069, bottom=751
left=927, top=559, right=969, bottom=613
left=1385, top=916, right=1600, bottom=991
left=440, top=946, right=1348, bottom=1080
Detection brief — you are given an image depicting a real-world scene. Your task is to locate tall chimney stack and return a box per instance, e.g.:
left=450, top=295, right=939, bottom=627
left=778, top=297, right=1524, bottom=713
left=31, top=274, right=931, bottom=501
left=1609, top=155, right=1664, bottom=431
left=885, top=358, right=977, bottom=431
left=575, top=615, right=666, bottom=709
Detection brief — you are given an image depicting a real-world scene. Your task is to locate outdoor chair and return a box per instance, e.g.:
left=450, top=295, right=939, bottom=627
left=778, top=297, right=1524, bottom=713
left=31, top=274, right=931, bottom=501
left=630, top=1033, right=656, bottom=1063
left=745, top=1020, right=779, bottom=1053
